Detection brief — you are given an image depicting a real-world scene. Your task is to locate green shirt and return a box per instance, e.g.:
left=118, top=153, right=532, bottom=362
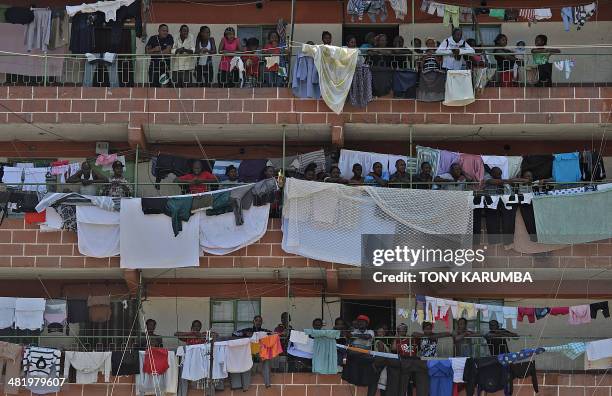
left=532, top=52, right=550, bottom=65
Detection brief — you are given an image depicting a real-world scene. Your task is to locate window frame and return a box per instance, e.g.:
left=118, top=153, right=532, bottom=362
left=210, top=298, right=261, bottom=335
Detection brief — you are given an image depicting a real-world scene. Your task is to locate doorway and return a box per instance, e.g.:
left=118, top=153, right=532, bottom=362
left=341, top=299, right=395, bottom=330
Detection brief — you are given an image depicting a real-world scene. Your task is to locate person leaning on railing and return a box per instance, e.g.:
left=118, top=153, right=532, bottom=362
left=434, top=163, right=474, bottom=191
left=195, top=26, right=217, bottom=88
left=65, top=161, right=108, bottom=196
left=102, top=160, right=132, bottom=198
left=174, top=160, right=216, bottom=194
left=170, top=25, right=196, bottom=88
left=146, top=24, right=174, bottom=88
left=484, top=319, right=518, bottom=355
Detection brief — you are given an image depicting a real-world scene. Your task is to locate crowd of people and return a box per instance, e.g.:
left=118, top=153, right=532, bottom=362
left=143, top=24, right=561, bottom=88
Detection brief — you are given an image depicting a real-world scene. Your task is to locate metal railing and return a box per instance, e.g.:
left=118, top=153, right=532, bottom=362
left=1, top=50, right=610, bottom=88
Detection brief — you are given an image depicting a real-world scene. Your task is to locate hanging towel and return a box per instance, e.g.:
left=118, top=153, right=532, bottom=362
left=586, top=339, right=612, bottom=361
left=458, top=153, right=485, bottom=182
left=392, top=69, right=418, bottom=99
left=481, top=155, right=510, bottom=179
left=76, top=206, right=120, bottom=258
left=304, top=329, right=340, bottom=374
left=534, top=8, right=552, bottom=20
left=0, top=297, right=16, bottom=329
left=23, top=167, right=49, bottom=193
left=488, top=9, right=505, bottom=19
left=437, top=150, right=461, bottom=176
left=63, top=351, right=112, bottom=384
left=14, top=298, right=45, bottom=330
left=552, top=152, right=581, bottom=183
left=301, top=44, right=359, bottom=114
left=338, top=149, right=390, bottom=180
left=544, top=342, right=586, bottom=360
left=443, top=70, right=475, bottom=106
left=417, top=70, right=446, bottom=102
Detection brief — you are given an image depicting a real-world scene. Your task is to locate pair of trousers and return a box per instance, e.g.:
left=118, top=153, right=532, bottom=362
left=485, top=204, right=517, bottom=245
left=230, top=370, right=251, bottom=390
left=196, top=63, right=213, bottom=87
left=253, top=360, right=271, bottom=386
left=172, top=70, right=193, bottom=87
left=83, top=59, right=119, bottom=87
left=537, top=63, right=553, bottom=86
left=149, top=61, right=169, bottom=87
left=520, top=204, right=537, bottom=241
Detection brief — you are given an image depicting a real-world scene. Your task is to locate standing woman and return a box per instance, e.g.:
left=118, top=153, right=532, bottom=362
left=263, top=31, right=284, bottom=87
left=492, top=34, right=520, bottom=87
left=195, top=26, right=216, bottom=87
left=218, top=27, right=242, bottom=88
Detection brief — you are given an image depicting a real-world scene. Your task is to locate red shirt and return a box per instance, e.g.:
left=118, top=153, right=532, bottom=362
left=242, top=54, right=260, bottom=77
left=178, top=172, right=216, bottom=193
left=396, top=338, right=418, bottom=357
left=263, top=44, right=280, bottom=72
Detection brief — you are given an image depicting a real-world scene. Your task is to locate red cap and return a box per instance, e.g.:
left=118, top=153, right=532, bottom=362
left=356, top=315, right=370, bottom=324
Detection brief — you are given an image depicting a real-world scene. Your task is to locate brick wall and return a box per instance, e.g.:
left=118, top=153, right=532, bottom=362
left=0, top=86, right=610, bottom=127
left=12, top=373, right=611, bottom=396
left=0, top=217, right=610, bottom=270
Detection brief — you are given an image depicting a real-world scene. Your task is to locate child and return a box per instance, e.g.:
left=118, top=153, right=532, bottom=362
left=242, top=37, right=260, bottom=88
left=531, top=34, right=560, bottom=87
left=263, top=31, right=284, bottom=87
left=466, top=38, right=489, bottom=93
left=419, top=37, right=441, bottom=72
left=218, top=27, right=242, bottom=88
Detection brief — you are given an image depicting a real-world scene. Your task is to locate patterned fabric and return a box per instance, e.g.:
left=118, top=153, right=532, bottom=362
left=349, top=64, right=373, bottom=108
left=347, top=0, right=367, bottom=21
left=416, top=146, right=441, bottom=177
left=573, top=2, right=596, bottom=30
left=55, top=204, right=77, bottom=231
left=366, top=0, right=387, bottom=22
left=498, top=347, right=545, bottom=366
left=519, top=8, right=535, bottom=22
left=103, top=177, right=133, bottom=198
left=544, top=342, right=586, bottom=360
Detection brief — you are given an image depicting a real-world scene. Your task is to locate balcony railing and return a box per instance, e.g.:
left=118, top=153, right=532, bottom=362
left=1, top=49, right=610, bottom=88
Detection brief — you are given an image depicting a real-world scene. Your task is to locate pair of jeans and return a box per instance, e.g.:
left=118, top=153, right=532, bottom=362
left=83, top=58, right=119, bottom=87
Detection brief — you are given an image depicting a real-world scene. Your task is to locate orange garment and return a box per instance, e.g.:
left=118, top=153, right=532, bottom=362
left=258, top=334, right=283, bottom=360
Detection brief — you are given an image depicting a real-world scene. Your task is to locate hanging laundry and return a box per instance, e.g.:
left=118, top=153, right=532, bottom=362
left=481, top=155, right=509, bottom=179
left=338, top=149, right=390, bottom=181
left=507, top=361, right=538, bottom=395
left=111, top=350, right=140, bottom=376
left=120, top=198, right=200, bottom=269
left=301, top=44, right=359, bottom=114
left=24, top=8, right=52, bottom=52
left=417, top=70, right=446, bottom=102
left=76, top=206, right=120, bottom=258
left=459, top=7, right=473, bottom=23
left=574, top=2, right=596, bottom=30
left=0, top=341, right=22, bottom=395
left=553, top=59, right=575, bottom=80
left=43, top=299, right=67, bottom=326
left=427, top=360, right=453, bottom=396
left=498, top=347, right=545, bottom=365
left=48, top=9, right=69, bottom=49
left=371, top=66, right=394, bottom=97
left=561, top=7, right=573, bottom=31
left=63, top=351, right=112, bottom=384
left=5, top=7, right=34, bottom=24
left=443, top=70, right=475, bottom=106
left=367, top=0, right=387, bottom=22
left=136, top=350, right=178, bottom=396
left=463, top=357, right=506, bottom=396
left=67, top=299, right=88, bottom=323
left=178, top=343, right=227, bottom=380
left=14, top=298, right=45, bottom=330
left=586, top=339, right=612, bottom=361
left=580, top=150, right=606, bottom=181
left=521, top=155, right=553, bottom=181
left=389, top=0, right=407, bottom=19
left=292, top=49, right=321, bottom=99
left=0, top=297, right=16, bottom=329
left=66, top=0, right=137, bottom=22
left=25, top=210, right=46, bottom=224
left=442, top=5, right=460, bottom=28
left=297, top=149, right=327, bottom=175
left=304, top=329, right=340, bottom=374
left=392, top=70, right=418, bottom=99
left=590, top=301, right=610, bottom=319
left=544, top=342, right=586, bottom=360
left=36, top=192, right=118, bottom=213
left=488, top=9, right=505, bottom=19
left=437, top=150, right=461, bottom=176
left=519, top=8, right=535, bottom=23
left=534, top=9, right=552, bottom=20
left=346, top=0, right=367, bottom=21
left=237, top=159, right=268, bottom=183
left=23, top=347, right=62, bottom=394
left=427, top=2, right=445, bottom=17
left=225, top=338, right=253, bottom=373
left=23, top=168, right=49, bottom=194
left=569, top=305, right=592, bottom=325
left=87, top=296, right=111, bottom=323
left=458, top=153, right=485, bottom=182
left=532, top=189, right=612, bottom=244
left=349, top=64, right=373, bottom=108
left=163, top=196, right=193, bottom=237
left=502, top=306, right=518, bottom=329
left=552, top=152, right=581, bottom=183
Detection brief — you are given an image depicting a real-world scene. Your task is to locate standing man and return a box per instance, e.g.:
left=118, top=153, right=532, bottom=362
left=350, top=315, right=375, bottom=349
left=484, top=319, right=518, bottom=355
left=171, top=25, right=196, bottom=87
left=66, top=161, right=107, bottom=195
left=437, top=28, right=474, bottom=70
left=139, top=319, right=163, bottom=349
left=175, top=160, right=217, bottom=193
left=146, top=24, right=174, bottom=87
left=103, top=160, right=132, bottom=198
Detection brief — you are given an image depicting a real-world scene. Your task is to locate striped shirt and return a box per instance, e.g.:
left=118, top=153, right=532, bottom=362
left=23, top=347, right=61, bottom=377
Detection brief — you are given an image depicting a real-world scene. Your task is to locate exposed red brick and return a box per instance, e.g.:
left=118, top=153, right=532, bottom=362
left=60, top=257, right=85, bottom=268
left=378, top=113, right=401, bottom=124
left=0, top=86, right=6, bottom=99
left=209, top=256, right=234, bottom=268
left=204, top=88, right=229, bottom=99
left=218, top=100, right=243, bottom=112
left=11, top=257, right=35, bottom=267
left=525, top=113, right=549, bottom=123
left=8, top=86, right=33, bottom=99
left=350, top=113, right=376, bottom=123
left=179, top=113, right=204, bottom=124
left=81, top=113, right=105, bottom=123
left=292, top=373, right=317, bottom=385
left=284, top=257, right=308, bottom=267
left=120, top=99, right=145, bottom=112
left=549, top=114, right=574, bottom=124
left=247, top=244, right=272, bottom=256
left=278, top=88, right=293, bottom=98
left=0, top=99, right=22, bottom=112
left=193, top=100, right=219, bottom=112
left=366, top=100, right=391, bottom=113
left=268, top=99, right=292, bottom=112
left=307, top=385, right=331, bottom=396
left=61, top=232, right=78, bottom=244
left=293, top=99, right=317, bottom=112
left=253, top=113, right=276, bottom=124
left=464, top=100, right=490, bottom=113
left=416, top=101, right=441, bottom=113
left=525, top=87, right=550, bottom=99
left=203, top=113, right=228, bottom=124
left=575, top=87, right=599, bottom=98
left=48, top=244, right=74, bottom=256
left=228, top=113, right=252, bottom=124
left=391, top=100, right=416, bottom=113
left=36, top=257, right=61, bottom=268
left=600, top=87, right=612, bottom=98
left=440, top=103, right=464, bottom=114
left=243, top=100, right=268, bottom=112
left=318, top=101, right=333, bottom=113
left=130, top=87, right=156, bottom=99
left=590, top=99, right=612, bottom=113
left=13, top=231, right=37, bottom=243
left=499, top=114, right=524, bottom=124
left=598, top=244, right=612, bottom=256
left=198, top=257, right=209, bottom=267
left=58, top=87, right=82, bottom=98
left=540, top=99, right=564, bottom=113
left=85, top=257, right=110, bottom=268
left=24, top=244, right=48, bottom=256
left=564, top=99, right=588, bottom=112
left=571, top=374, right=596, bottom=386
left=490, top=100, right=515, bottom=113
left=32, top=113, right=57, bottom=123
left=0, top=231, right=11, bottom=243
left=256, top=88, right=279, bottom=99
left=424, top=114, right=450, bottom=124
left=228, top=88, right=253, bottom=99
left=574, top=113, right=599, bottom=123
left=72, top=100, right=96, bottom=112
left=515, top=100, right=540, bottom=113
left=82, top=87, right=107, bottom=99
left=401, top=113, right=425, bottom=124
left=317, top=375, right=342, bottom=384
left=277, top=113, right=299, bottom=124
left=550, top=87, right=574, bottom=98
left=499, top=87, right=525, bottom=99
left=179, top=88, right=205, bottom=99
left=154, top=113, right=180, bottom=124
left=451, top=114, right=475, bottom=124
left=58, top=113, right=81, bottom=123
left=301, top=113, right=327, bottom=123
left=7, top=112, right=32, bottom=123
left=545, top=374, right=571, bottom=386
left=109, top=257, right=120, bottom=268
left=105, top=113, right=130, bottom=123
left=475, top=114, right=500, bottom=124
left=105, top=87, right=131, bottom=98
left=478, top=87, right=500, bottom=99
left=155, top=89, right=179, bottom=99
left=259, top=257, right=284, bottom=267
left=327, top=113, right=348, bottom=125
left=22, top=100, right=46, bottom=112
left=33, top=87, right=58, bottom=98
left=234, top=256, right=259, bottom=268
left=144, top=100, right=169, bottom=112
